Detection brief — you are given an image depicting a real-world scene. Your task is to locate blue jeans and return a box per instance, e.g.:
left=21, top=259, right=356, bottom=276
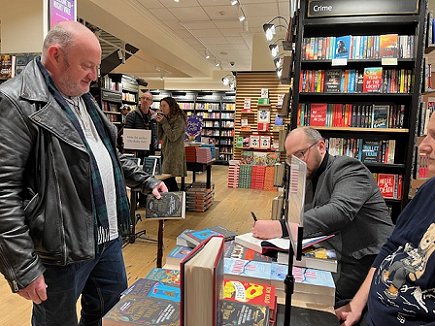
left=32, top=237, right=127, bottom=326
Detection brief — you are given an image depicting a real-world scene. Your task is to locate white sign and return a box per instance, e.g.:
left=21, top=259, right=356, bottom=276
left=260, top=88, right=269, bottom=98
left=123, top=128, right=151, bottom=150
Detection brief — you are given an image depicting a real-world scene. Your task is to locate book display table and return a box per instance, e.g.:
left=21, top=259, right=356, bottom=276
left=181, top=159, right=215, bottom=190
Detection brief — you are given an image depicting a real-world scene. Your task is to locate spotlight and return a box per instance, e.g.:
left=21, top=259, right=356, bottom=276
left=230, top=0, right=238, bottom=5
left=269, top=44, right=279, bottom=57
left=239, top=14, right=246, bottom=22
left=262, top=16, right=289, bottom=42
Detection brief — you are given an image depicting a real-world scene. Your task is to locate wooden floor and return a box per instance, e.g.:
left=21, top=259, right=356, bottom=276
left=0, top=165, right=278, bottom=325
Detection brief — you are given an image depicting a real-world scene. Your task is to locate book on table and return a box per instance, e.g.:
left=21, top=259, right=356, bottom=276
left=145, top=267, right=181, bottom=286
left=224, top=279, right=277, bottom=325
left=180, top=236, right=225, bottom=326
left=166, top=245, right=193, bottom=266
left=103, top=278, right=180, bottom=326
left=179, top=225, right=237, bottom=248
left=145, top=191, right=186, bottom=220
left=220, top=300, right=270, bottom=326
left=277, top=247, right=338, bottom=273
left=234, top=232, right=335, bottom=255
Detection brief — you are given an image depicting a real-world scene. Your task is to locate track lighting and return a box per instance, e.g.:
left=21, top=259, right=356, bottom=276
left=230, top=0, right=238, bottom=5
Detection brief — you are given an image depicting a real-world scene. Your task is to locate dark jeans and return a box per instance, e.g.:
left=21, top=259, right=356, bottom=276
left=32, top=237, right=127, bottom=326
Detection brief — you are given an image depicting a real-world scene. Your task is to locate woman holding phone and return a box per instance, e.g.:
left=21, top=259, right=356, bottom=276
left=155, top=97, right=187, bottom=191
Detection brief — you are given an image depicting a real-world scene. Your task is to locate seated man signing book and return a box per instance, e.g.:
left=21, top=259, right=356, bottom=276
left=252, top=127, right=393, bottom=302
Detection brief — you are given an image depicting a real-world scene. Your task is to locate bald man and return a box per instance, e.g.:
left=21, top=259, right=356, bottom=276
left=0, top=21, right=167, bottom=325
left=252, top=127, right=393, bottom=302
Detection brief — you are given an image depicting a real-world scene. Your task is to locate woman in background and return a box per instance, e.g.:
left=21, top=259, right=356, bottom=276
left=155, top=97, right=187, bottom=191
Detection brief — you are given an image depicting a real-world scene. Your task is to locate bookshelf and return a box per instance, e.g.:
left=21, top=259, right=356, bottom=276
left=233, top=72, right=291, bottom=162
left=149, top=90, right=236, bottom=164
left=93, top=73, right=139, bottom=128
left=290, top=0, right=426, bottom=221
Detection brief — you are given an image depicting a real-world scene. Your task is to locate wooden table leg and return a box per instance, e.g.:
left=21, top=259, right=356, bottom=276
left=157, top=220, right=164, bottom=268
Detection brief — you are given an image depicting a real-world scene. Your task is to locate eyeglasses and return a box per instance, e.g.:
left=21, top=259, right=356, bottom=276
left=141, top=97, right=153, bottom=102
left=286, top=142, right=318, bottom=165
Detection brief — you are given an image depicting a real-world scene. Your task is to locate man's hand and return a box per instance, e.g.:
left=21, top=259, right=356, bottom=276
left=18, top=275, right=47, bottom=304
left=335, top=302, right=362, bottom=326
left=251, top=220, right=283, bottom=239
left=151, top=181, right=168, bottom=199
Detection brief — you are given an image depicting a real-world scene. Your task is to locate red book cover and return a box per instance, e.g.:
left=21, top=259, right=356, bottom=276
left=309, top=103, right=327, bottom=126
left=377, top=173, right=395, bottom=199
left=380, top=34, right=399, bottom=58
left=363, top=67, right=383, bottom=93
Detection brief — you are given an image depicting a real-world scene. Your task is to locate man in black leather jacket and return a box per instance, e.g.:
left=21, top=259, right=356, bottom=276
left=0, top=22, right=167, bottom=325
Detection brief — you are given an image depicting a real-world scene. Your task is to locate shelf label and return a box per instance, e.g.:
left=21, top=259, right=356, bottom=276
left=331, top=58, right=347, bottom=66
left=381, top=58, right=398, bottom=66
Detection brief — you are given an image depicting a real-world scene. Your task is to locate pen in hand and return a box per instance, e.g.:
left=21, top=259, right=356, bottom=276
left=251, top=211, right=258, bottom=223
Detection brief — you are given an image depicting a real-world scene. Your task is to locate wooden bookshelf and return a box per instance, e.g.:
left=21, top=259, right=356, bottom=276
left=233, top=72, right=290, bottom=161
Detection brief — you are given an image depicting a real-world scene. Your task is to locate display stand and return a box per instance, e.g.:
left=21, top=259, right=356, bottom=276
left=284, top=155, right=307, bottom=325
left=126, top=189, right=157, bottom=245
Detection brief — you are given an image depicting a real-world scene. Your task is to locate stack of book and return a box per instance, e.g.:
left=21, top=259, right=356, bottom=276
left=263, top=166, right=276, bottom=191
left=185, top=182, right=215, bottom=212
left=238, top=165, right=252, bottom=189
left=251, top=165, right=266, bottom=190
left=196, top=147, right=213, bottom=163
left=224, top=257, right=336, bottom=306
left=184, top=145, right=197, bottom=162
left=227, top=160, right=240, bottom=188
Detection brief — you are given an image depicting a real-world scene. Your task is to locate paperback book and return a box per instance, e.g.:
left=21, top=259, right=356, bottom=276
left=145, top=267, right=181, bottom=286
left=277, top=248, right=338, bottom=273
left=180, top=226, right=237, bottom=248
left=220, top=300, right=269, bottom=326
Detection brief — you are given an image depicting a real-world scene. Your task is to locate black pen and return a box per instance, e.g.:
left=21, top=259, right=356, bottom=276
left=251, top=211, right=258, bottom=222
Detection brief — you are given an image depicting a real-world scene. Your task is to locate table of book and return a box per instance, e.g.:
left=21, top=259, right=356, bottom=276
left=181, top=159, right=215, bottom=190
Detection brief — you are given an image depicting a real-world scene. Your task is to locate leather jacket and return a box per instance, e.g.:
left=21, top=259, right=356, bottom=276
left=0, top=59, right=161, bottom=292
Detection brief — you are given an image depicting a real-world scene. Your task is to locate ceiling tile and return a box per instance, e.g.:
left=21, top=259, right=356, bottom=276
left=169, top=7, right=210, bottom=21
left=148, top=8, right=178, bottom=20
left=198, top=36, right=229, bottom=45
left=180, top=20, right=217, bottom=29
left=225, top=36, right=245, bottom=44
left=202, top=5, right=239, bottom=20
left=213, top=20, right=243, bottom=28
left=135, top=0, right=165, bottom=9
left=158, top=0, right=201, bottom=8
left=197, top=0, right=232, bottom=6
left=190, top=28, right=224, bottom=38
left=219, top=28, right=243, bottom=36
left=278, top=1, right=290, bottom=16
left=243, top=3, right=279, bottom=17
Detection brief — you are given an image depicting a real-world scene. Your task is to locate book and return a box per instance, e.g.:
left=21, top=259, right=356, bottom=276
left=223, top=279, right=277, bottom=316
left=145, top=191, right=186, bottom=220
left=145, top=267, right=181, bottom=286
left=249, top=135, right=260, bottom=148
left=234, top=232, right=335, bottom=255
left=165, top=246, right=193, bottom=266
left=224, top=241, right=275, bottom=263
left=380, top=33, right=399, bottom=58
left=180, top=236, right=225, bottom=326
left=224, top=257, right=273, bottom=284
left=103, top=295, right=180, bottom=326
left=334, top=35, right=351, bottom=59
left=309, top=103, right=327, bottom=126
left=277, top=248, right=338, bottom=273
left=371, top=104, right=390, bottom=128
left=105, top=278, right=181, bottom=325
left=176, top=229, right=194, bottom=247
left=323, top=70, right=342, bottom=93
left=362, top=67, right=383, bottom=93
left=361, top=140, right=380, bottom=163
left=220, top=300, right=269, bottom=326
left=180, top=226, right=237, bottom=248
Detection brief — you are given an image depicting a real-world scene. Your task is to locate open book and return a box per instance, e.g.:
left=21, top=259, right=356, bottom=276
left=234, top=232, right=335, bottom=255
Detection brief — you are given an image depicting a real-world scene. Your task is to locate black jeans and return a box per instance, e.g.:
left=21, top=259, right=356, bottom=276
left=32, top=237, right=127, bottom=326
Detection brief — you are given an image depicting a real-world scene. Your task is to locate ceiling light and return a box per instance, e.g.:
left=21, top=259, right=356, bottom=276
left=269, top=44, right=279, bottom=57
left=204, top=50, right=210, bottom=59
left=263, top=16, right=289, bottom=42
left=215, top=61, right=221, bottom=67
left=230, top=0, right=238, bottom=5
left=222, top=74, right=236, bottom=89
left=239, top=14, right=246, bottom=22
left=274, top=57, right=283, bottom=69
left=276, top=68, right=282, bottom=78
